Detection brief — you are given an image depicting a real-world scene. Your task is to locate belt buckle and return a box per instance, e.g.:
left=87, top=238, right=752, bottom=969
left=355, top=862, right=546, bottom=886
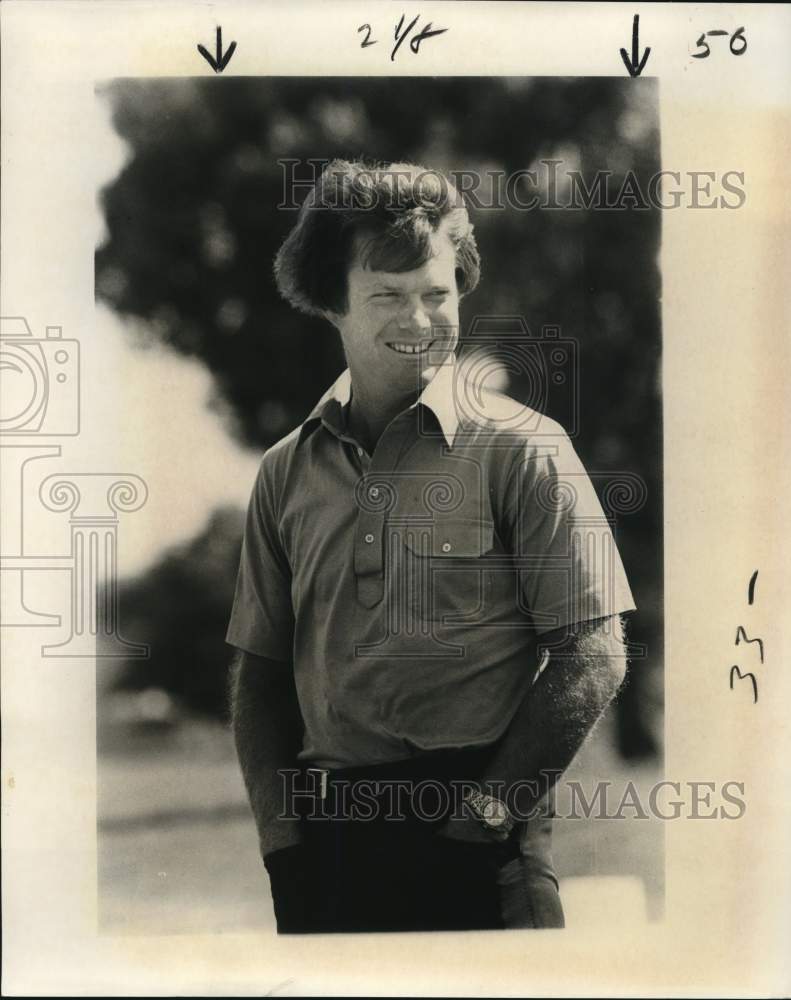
left=305, top=767, right=329, bottom=800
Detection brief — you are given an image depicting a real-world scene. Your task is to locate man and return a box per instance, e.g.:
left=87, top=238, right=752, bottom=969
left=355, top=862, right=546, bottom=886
left=227, top=160, right=636, bottom=933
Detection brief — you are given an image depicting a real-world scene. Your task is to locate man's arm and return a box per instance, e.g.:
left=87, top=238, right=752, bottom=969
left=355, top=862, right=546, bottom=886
left=441, top=614, right=628, bottom=841
left=229, top=648, right=304, bottom=858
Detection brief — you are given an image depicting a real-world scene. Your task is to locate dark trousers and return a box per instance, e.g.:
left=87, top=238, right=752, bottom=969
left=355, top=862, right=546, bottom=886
left=266, top=750, right=564, bottom=933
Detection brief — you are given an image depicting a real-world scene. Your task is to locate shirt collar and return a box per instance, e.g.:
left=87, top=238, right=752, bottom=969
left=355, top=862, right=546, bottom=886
left=415, top=359, right=460, bottom=447
left=297, top=369, right=352, bottom=446
left=297, top=360, right=461, bottom=449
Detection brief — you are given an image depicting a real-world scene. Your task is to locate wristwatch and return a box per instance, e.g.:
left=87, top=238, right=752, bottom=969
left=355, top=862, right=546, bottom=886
left=463, top=789, right=515, bottom=839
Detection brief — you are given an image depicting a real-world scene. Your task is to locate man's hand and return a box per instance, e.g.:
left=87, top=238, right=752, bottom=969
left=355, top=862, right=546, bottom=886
left=436, top=805, right=499, bottom=844
left=446, top=615, right=628, bottom=829
left=438, top=616, right=626, bottom=844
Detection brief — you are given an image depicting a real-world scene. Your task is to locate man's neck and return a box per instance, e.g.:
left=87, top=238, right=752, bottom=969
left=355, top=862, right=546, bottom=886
left=346, top=377, right=420, bottom=454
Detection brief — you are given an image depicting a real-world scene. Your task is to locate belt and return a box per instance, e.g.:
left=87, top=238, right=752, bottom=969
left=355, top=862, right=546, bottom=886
left=295, top=745, right=499, bottom=826
left=304, top=744, right=497, bottom=794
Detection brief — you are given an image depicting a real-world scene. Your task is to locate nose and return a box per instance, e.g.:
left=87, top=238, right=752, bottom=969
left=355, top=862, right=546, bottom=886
left=396, top=298, right=431, bottom=334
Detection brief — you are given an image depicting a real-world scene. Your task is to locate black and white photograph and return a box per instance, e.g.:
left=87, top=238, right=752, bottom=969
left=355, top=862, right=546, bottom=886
left=93, top=74, right=663, bottom=936
left=2, top=2, right=789, bottom=996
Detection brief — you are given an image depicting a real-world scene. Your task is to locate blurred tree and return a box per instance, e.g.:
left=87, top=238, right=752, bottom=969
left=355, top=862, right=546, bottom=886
left=111, top=507, right=244, bottom=718
left=97, top=77, right=662, bottom=756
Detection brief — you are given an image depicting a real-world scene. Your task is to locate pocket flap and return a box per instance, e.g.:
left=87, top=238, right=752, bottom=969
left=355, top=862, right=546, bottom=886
left=401, top=518, right=495, bottom=557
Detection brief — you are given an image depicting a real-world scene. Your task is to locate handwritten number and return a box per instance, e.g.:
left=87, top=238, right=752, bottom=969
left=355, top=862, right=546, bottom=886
left=730, top=26, right=747, bottom=55
left=692, top=32, right=710, bottom=58
left=361, top=14, right=448, bottom=60
left=409, top=21, right=449, bottom=54
left=357, top=23, right=376, bottom=48
left=730, top=665, right=758, bottom=704
left=747, top=569, right=758, bottom=605
left=735, top=626, right=764, bottom=664
left=693, top=27, right=747, bottom=59
left=731, top=571, right=762, bottom=704
left=392, top=14, right=420, bottom=61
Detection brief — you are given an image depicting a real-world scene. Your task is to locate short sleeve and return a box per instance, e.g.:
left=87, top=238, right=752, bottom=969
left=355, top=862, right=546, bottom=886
left=225, top=456, right=295, bottom=660
left=505, top=431, right=636, bottom=635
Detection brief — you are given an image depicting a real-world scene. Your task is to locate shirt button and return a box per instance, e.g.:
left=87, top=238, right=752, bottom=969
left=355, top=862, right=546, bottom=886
left=441, top=542, right=452, bottom=553
left=356, top=447, right=364, bottom=457
left=364, top=533, right=375, bottom=544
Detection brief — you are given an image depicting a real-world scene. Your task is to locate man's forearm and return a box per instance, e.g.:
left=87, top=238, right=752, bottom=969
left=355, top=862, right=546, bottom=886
left=487, top=615, right=627, bottom=816
left=229, top=649, right=304, bottom=857
left=445, top=615, right=628, bottom=837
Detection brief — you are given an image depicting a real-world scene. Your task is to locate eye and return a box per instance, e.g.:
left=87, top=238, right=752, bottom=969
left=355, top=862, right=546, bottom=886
left=425, top=291, right=449, bottom=302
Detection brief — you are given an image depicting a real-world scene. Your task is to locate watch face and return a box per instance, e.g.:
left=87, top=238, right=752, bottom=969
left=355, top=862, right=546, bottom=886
left=481, top=799, right=508, bottom=827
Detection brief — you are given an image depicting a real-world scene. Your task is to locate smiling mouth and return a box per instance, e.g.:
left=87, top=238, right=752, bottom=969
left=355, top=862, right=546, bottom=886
left=386, top=339, right=437, bottom=356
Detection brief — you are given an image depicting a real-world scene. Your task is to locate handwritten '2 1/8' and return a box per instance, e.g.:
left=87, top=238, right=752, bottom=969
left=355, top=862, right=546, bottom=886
left=358, top=15, right=448, bottom=61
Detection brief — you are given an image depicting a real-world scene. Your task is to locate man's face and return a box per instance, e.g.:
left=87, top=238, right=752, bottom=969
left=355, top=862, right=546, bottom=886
left=329, top=230, right=461, bottom=394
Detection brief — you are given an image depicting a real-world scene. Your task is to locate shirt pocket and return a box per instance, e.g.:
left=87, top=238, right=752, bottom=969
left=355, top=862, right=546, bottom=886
left=399, top=517, right=496, bottom=625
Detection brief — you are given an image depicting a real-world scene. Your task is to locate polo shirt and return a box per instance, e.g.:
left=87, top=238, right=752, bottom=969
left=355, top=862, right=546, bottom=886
left=226, top=360, right=636, bottom=768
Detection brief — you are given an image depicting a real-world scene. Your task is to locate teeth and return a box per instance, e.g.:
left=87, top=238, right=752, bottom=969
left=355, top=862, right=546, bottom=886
left=389, top=341, right=432, bottom=355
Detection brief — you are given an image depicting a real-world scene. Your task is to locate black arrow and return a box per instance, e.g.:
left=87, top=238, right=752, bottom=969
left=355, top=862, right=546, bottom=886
left=620, top=14, right=650, bottom=77
left=197, top=26, right=237, bottom=73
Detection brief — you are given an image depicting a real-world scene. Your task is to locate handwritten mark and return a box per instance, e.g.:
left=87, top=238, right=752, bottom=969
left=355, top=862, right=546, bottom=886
left=409, top=19, right=448, bottom=55
left=392, top=14, right=447, bottom=61
left=197, top=26, right=237, bottom=73
left=691, top=26, right=746, bottom=59
left=358, top=15, right=447, bottom=59
left=730, top=665, right=758, bottom=704
left=357, top=24, right=376, bottom=48
left=392, top=13, right=421, bottom=60
left=735, top=626, right=764, bottom=664
left=620, top=14, right=651, bottom=77
left=730, top=571, right=764, bottom=704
